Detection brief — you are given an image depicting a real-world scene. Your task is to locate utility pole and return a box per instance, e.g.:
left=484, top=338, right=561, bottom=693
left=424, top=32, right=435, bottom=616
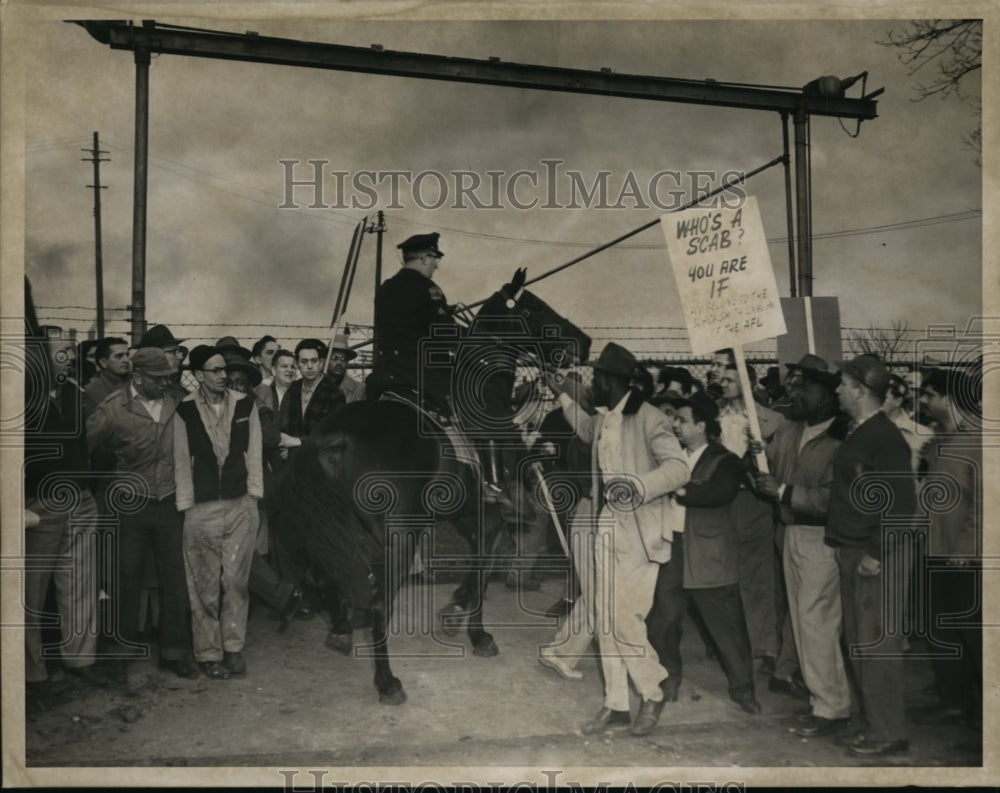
left=131, top=44, right=151, bottom=345
left=82, top=131, right=109, bottom=338
left=368, top=210, right=386, bottom=364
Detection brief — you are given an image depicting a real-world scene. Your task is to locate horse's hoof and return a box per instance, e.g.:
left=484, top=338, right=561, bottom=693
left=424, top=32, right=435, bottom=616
left=473, top=636, right=499, bottom=657
left=325, top=632, right=353, bottom=656
left=378, top=686, right=407, bottom=705
left=438, top=603, right=466, bottom=637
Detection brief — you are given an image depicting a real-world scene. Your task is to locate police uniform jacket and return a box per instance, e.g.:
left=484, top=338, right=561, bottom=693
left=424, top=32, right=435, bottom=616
left=373, top=267, right=458, bottom=404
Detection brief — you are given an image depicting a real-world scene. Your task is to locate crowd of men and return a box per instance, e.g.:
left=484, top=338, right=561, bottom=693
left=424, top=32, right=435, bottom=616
left=25, top=314, right=368, bottom=691
left=22, top=232, right=983, bottom=761
left=533, top=344, right=981, bottom=757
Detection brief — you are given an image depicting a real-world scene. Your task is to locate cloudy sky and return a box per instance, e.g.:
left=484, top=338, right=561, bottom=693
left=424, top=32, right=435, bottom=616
left=10, top=8, right=984, bottom=360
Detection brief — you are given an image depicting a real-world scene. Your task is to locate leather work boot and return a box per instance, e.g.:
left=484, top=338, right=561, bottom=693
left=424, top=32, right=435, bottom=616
left=630, top=698, right=667, bottom=736
left=581, top=707, right=631, bottom=735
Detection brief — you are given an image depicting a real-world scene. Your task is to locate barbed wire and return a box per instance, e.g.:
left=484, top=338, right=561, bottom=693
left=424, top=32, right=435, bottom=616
left=34, top=309, right=948, bottom=336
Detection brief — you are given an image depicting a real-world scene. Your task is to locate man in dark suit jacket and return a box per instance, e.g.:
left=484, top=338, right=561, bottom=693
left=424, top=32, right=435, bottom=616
left=279, top=338, right=346, bottom=446
left=647, top=391, right=760, bottom=714
left=825, top=354, right=916, bottom=758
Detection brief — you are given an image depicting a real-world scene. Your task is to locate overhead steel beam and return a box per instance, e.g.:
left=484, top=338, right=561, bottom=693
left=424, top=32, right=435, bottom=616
left=75, top=20, right=881, bottom=120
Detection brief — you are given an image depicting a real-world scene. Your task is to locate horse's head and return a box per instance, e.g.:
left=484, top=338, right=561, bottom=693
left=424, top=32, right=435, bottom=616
left=470, top=288, right=591, bottom=370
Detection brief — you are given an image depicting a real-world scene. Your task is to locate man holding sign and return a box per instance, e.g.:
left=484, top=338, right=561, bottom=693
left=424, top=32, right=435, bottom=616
left=661, top=197, right=789, bottom=673
left=717, top=356, right=786, bottom=672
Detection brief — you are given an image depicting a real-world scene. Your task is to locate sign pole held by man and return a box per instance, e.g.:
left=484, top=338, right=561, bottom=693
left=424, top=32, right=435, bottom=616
left=660, top=195, right=786, bottom=472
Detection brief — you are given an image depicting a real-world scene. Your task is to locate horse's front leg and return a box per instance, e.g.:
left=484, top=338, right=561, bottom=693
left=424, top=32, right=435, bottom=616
left=321, top=577, right=354, bottom=656
left=370, top=535, right=410, bottom=705
left=463, top=510, right=502, bottom=657
left=370, top=588, right=406, bottom=704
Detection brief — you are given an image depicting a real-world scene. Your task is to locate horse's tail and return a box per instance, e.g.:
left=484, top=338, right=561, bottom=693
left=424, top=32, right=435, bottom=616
left=274, top=437, right=378, bottom=610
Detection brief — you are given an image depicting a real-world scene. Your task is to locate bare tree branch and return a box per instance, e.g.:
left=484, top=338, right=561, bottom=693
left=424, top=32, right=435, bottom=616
left=880, top=19, right=981, bottom=161
left=847, top=320, right=913, bottom=365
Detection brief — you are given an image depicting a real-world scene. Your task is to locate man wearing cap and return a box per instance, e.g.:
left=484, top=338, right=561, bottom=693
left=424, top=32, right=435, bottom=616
left=137, top=324, right=189, bottom=398
left=825, top=354, right=916, bottom=757
left=546, top=342, right=689, bottom=737
left=753, top=354, right=852, bottom=737
left=87, top=347, right=198, bottom=682
left=325, top=333, right=366, bottom=403
left=83, top=336, right=130, bottom=419
left=371, top=232, right=456, bottom=408
left=173, top=345, right=263, bottom=679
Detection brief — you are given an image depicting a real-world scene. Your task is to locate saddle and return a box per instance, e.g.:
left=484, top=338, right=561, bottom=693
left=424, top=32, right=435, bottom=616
left=377, top=389, right=479, bottom=469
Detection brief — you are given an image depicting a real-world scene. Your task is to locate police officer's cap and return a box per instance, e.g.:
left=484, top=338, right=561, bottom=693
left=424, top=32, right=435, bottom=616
left=397, top=232, right=443, bottom=258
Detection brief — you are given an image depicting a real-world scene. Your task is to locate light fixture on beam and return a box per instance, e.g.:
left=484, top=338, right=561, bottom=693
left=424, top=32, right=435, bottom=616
left=803, top=71, right=868, bottom=98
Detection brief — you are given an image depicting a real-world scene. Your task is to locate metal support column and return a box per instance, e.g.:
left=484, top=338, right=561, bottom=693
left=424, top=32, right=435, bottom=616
left=130, top=47, right=150, bottom=345
left=780, top=112, right=797, bottom=298
left=793, top=108, right=812, bottom=298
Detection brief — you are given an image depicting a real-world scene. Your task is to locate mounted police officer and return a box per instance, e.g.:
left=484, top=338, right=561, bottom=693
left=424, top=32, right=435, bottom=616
left=370, top=232, right=456, bottom=410
left=370, top=232, right=524, bottom=504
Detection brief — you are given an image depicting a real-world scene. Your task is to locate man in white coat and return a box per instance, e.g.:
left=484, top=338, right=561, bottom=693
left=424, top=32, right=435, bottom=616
left=547, top=342, right=689, bottom=736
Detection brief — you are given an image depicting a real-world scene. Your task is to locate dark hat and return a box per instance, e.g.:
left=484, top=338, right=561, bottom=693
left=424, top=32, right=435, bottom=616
left=675, top=390, right=720, bottom=422
left=585, top=342, right=641, bottom=378
left=329, top=333, right=357, bottom=361
left=786, top=353, right=830, bottom=373
left=786, top=353, right=839, bottom=391
left=397, top=232, right=443, bottom=258
left=650, top=389, right=686, bottom=410
left=216, top=335, right=252, bottom=360
left=222, top=350, right=262, bottom=388
left=836, top=354, right=891, bottom=398
left=760, top=366, right=782, bottom=389
left=130, top=347, right=174, bottom=377
left=187, top=344, right=224, bottom=373
left=137, top=324, right=186, bottom=350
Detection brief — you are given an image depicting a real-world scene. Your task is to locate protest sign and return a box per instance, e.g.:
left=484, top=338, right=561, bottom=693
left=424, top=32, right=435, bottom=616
left=661, top=196, right=786, bottom=355
left=661, top=197, right=785, bottom=472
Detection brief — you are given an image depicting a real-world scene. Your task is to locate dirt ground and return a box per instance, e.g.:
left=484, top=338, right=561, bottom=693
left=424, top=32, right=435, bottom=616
left=17, top=575, right=984, bottom=777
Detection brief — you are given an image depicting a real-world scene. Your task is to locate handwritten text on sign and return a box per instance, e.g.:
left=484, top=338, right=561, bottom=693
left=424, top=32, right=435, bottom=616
left=661, top=196, right=786, bottom=354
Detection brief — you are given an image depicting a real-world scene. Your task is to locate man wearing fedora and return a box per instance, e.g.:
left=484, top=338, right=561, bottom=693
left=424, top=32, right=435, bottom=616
left=825, top=354, right=916, bottom=757
left=547, top=342, right=689, bottom=737
left=87, top=347, right=198, bottom=682
left=325, top=333, right=365, bottom=403
left=137, top=324, right=189, bottom=399
left=173, top=345, right=263, bottom=679
left=754, top=354, right=853, bottom=738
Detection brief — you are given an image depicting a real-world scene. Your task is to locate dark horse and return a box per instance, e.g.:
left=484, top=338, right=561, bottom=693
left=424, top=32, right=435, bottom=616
left=273, top=288, right=590, bottom=704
